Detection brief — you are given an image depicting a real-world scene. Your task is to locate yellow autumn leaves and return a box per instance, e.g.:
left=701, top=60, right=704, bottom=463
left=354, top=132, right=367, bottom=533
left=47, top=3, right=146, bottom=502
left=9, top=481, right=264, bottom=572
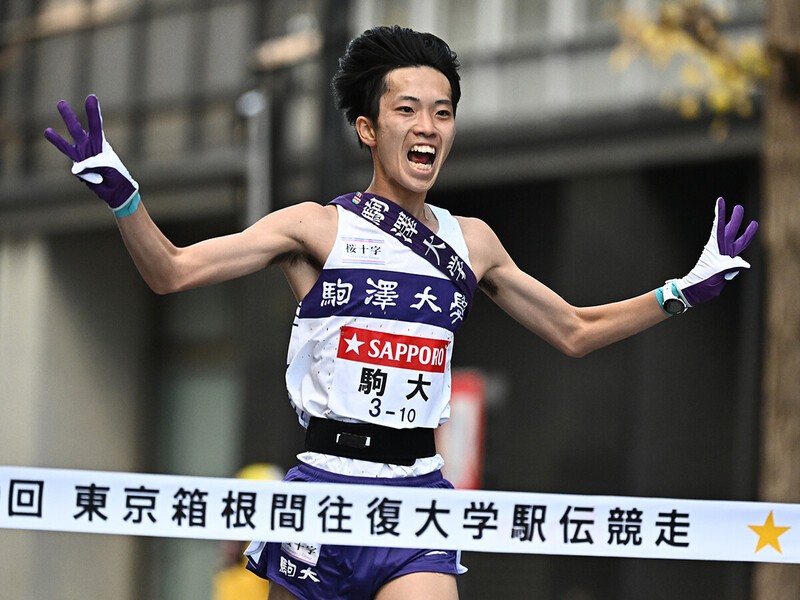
left=611, top=0, right=771, bottom=140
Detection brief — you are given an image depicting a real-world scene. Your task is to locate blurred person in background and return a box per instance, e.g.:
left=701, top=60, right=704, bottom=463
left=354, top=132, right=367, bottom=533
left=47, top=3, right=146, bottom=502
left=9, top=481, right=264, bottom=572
left=45, top=24, right=757, bottom=600
left=212, top=463, right=284, bottom=600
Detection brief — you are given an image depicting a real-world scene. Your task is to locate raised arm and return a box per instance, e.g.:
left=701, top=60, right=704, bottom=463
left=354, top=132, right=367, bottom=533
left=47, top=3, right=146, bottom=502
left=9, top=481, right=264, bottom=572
left=112, top=201, right=329, bottom=294
left=461, top=199, right=757, bottom=358
left=45, top=95, right=333, bottom=295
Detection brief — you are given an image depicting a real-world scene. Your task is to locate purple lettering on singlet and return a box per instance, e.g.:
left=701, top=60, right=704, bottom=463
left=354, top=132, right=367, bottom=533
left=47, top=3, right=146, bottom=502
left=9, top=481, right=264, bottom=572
left=299, top=268, right=468, bottom=333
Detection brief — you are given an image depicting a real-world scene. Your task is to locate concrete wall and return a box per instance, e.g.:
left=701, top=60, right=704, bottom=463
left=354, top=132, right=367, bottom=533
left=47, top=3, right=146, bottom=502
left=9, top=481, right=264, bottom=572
left=0, top=230, right=150, bottom=599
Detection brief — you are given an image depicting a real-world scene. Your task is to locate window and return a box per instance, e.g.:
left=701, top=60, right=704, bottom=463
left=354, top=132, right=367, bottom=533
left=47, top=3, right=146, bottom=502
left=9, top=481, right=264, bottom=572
left=90, top=23, right=134, bottom=108
left=206, top=3, right=250, bottom=92
left=508, top=0, right=549, bottom=42
left=33, top=34, right=80, bottom=117
left=144, top=13, right=192, bottom=102
left=436, top=0, right=477, bottom=51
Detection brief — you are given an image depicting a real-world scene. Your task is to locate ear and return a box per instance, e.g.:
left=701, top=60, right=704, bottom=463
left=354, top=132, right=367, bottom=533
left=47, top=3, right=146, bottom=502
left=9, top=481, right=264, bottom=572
left=355, top=116, right=377, bottom=148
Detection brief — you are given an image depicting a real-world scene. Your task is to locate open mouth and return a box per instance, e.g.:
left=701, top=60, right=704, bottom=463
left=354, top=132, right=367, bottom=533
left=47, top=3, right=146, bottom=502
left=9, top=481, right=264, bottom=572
left=407, top=144, right=436, bottom=171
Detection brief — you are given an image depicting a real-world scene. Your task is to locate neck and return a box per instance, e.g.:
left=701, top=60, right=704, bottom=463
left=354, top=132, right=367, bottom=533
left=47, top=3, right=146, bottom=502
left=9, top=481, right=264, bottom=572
left=363, top=184, right=438, bottom=233
left=365, top=181, right=428, bottom=220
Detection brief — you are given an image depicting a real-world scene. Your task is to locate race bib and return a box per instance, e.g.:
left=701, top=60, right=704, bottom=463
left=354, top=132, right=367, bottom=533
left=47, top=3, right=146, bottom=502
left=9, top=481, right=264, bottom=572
left=328, top=325, right=451, bottom=428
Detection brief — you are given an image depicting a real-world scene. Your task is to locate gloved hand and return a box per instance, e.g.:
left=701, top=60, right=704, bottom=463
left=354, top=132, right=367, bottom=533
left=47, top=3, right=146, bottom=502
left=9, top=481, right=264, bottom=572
left=667, top=197, right=758, bottom=309
left=44, top=94, right=140, bottom=216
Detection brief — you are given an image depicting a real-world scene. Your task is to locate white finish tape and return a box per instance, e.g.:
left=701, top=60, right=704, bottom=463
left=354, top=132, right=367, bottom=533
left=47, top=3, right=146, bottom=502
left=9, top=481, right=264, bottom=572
left=1, top=466, right=797, bottom=563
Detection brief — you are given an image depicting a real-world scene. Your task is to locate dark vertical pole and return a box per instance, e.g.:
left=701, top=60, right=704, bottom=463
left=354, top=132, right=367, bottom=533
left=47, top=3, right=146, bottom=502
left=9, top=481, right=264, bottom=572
left=126, top=0, right=150, bottom=162
left=239, top=0, right=300, bottom=472
left=318, top=0, right=352, bottom=200
left=20, top=0, right=42, bottom=175
left=723, top=159, right=762, bottom=600
left=755, top=2, right=800, bottom=596
left=186, top=0, right=212, bottom=151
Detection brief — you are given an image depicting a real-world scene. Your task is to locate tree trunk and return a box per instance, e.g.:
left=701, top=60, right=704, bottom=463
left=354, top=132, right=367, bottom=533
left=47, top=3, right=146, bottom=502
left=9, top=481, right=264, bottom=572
left=754, top=0, right=800, bottom=598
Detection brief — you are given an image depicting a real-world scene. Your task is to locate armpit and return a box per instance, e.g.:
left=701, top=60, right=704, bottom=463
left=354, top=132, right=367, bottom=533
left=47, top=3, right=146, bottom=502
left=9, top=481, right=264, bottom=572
left=274, top=249, right=322, bottom=271
left=478, top=275, right=498, bottom=297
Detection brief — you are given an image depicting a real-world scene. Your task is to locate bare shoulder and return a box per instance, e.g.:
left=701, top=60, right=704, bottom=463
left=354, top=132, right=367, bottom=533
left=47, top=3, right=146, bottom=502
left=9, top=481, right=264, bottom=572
left=454, top=215, right=506, bottom=282
left=253, top=201, right=336, bottom=243
left=241, top=201, right=338, bottom=267
left=293, top=202, right=338, bottom=254
left=454, top=214, right=495, bottom=241
left=272, top=201, right=338, bottom=236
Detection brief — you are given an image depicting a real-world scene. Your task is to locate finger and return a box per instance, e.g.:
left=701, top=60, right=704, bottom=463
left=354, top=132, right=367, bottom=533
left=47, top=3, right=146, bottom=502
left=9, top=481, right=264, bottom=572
left=57, top=99, right=88, bottom=143
left=84, top=94, right=104, bottom=154
left=724, top=204, right=745, bottom=252
left=732, top=220, right=759, bottom=256
left=724, top=257, right=751, bottom=280
left=721, top=255, right=751, bottom=281
left=714, top=197, right=727, bottom=251
left=44, top=127, right=77, bottom=158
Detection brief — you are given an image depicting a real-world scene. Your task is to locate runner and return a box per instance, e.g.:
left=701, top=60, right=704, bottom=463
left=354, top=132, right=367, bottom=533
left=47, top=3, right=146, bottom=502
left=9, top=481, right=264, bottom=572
left=45, top=24, right=758, bottom=600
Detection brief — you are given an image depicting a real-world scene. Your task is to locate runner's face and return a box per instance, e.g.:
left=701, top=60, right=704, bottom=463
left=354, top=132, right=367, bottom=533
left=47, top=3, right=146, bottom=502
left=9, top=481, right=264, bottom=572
left=359, top=66, right=456, bottom=198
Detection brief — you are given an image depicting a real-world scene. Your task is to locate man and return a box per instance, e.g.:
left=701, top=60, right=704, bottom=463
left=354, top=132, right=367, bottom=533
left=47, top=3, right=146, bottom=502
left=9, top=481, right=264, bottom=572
left=45, top=24, right=757, bottom=600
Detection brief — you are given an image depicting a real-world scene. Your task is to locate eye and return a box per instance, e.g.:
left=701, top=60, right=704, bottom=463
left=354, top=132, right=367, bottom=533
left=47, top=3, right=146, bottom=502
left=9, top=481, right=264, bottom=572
left=397, top=105, right=414, bottom=113
left=436, top=109, right=453, bottom=118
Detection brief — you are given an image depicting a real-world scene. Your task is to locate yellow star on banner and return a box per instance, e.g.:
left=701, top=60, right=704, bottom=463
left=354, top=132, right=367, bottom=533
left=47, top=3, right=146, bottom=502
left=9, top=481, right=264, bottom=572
left=748, top=511, right=791, bottom=554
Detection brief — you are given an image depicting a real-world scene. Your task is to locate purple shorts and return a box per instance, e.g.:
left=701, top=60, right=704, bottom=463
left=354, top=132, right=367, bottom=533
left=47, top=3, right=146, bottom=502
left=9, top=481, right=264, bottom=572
left=245, top=462, right=464, bottom=600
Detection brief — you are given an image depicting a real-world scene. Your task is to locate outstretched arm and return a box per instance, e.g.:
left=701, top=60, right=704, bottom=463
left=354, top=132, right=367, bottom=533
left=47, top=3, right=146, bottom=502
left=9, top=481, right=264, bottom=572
left=45, top=94, right=331, bottom=294
left=462, top=199, right=758, bottom=358
left=112, top=201, right=324, bottom=294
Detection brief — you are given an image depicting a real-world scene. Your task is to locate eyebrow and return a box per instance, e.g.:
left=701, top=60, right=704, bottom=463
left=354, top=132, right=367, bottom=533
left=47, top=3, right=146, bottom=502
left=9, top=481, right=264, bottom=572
left=397, top=95, right=453, bottom=107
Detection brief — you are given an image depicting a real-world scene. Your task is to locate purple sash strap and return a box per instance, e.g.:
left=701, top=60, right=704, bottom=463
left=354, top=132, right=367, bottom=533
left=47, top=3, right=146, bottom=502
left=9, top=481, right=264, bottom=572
left=330, top=192, right=478, bottom=304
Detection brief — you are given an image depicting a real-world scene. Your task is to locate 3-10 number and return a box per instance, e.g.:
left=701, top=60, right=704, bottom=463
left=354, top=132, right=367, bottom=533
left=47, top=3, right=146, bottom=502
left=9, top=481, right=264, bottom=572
left=400, top=407, right=416, bottom=423
left=368, top=400, right=416, bottom=423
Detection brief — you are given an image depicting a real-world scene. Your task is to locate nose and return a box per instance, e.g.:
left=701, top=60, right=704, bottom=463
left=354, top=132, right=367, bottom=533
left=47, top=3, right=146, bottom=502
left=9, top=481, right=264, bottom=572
left=413, top=110, right=436, bottom=136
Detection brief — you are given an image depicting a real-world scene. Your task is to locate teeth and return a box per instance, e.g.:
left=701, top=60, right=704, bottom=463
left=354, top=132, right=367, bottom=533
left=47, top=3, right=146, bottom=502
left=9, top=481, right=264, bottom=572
left=410, top=145, right=435, bottom=155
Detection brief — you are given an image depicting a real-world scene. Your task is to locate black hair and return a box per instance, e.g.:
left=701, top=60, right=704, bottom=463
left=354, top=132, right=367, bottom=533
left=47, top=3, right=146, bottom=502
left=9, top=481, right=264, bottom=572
left=331, top=25, right=461, bottom=145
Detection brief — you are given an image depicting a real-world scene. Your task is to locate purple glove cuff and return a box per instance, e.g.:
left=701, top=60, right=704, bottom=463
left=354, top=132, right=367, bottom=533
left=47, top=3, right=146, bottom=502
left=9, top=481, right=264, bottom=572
left=78, top=166, right=137, bottom=210
left=680, top=272, right=729, bottom=306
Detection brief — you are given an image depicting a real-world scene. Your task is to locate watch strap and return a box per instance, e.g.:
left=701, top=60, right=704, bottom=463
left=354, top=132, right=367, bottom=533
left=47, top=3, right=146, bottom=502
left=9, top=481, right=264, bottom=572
left=656, top=280, right=690, bottom=316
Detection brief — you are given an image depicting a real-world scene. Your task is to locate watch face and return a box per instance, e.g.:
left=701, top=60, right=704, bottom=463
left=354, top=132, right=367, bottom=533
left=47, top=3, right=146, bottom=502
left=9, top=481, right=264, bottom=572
left=664, top=298, right=685, bottom=315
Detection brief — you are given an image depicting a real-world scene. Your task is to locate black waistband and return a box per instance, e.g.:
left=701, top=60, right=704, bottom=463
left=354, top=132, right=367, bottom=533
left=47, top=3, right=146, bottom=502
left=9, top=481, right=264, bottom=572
left=304, top=417, right=436, bottom=467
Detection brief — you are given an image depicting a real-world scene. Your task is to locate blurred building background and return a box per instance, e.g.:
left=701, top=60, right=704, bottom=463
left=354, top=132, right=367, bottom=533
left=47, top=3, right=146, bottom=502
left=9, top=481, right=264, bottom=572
left=0, top=0, right=767, bottom=599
